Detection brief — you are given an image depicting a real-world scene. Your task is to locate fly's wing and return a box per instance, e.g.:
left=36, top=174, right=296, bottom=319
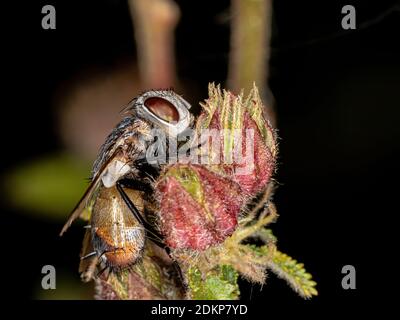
left=79, top=229, right=98, bottom=282
left=59, top=148, right=123, bottom=236
left=59, top=172, right=102, bottom=236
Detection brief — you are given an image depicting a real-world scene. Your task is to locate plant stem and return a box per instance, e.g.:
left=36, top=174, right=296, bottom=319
left=227, top=0, right=275, bottom=124
left=128, top=0, right=180, bottom=88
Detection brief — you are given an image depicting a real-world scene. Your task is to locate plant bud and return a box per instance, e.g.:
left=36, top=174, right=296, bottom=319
left=156, top=164, right=243, bottom=250
left=196, top=83, right=277, bottom=195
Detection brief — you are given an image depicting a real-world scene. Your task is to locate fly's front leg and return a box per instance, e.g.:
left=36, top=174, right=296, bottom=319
left=116, top=181, right=164, bottom=246
left=118, top=177, right=154, bottom=193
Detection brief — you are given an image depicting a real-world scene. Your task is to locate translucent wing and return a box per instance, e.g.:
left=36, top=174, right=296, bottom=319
left=79, top=229, right=98, bottom=282
left=59, top=149, right=123, bottom=236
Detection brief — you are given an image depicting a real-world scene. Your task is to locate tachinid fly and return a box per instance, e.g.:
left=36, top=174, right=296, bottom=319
left=60, top=89, right=193, bottom=281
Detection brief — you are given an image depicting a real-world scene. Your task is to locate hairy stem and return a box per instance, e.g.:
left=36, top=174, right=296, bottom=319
left=227, top=0, right=275, bottom=124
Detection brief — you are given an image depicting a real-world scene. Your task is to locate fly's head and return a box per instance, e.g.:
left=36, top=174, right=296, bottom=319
left=126, top=89, right=195, bottom=170
left=91, top=89, right=194, bottom=188
left=130, top=89, right=193, bottom=138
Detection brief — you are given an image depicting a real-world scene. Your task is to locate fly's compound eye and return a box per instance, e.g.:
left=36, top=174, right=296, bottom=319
left=135, top=90, right=193, bottom=136
left=144, top=97, right=179, bottom=123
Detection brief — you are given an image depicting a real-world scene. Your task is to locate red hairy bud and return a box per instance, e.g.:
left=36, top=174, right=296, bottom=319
left=156, top=164, right=243, bottom=250
left=196, top=83, right=277, bottom=195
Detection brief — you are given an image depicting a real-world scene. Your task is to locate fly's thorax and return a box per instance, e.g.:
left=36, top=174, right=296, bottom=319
left=91, top=186, right=146, bottom=269
left=95, top=119, right=151, bottom=187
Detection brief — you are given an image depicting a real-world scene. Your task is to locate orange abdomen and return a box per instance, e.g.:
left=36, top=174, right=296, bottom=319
left=91, top=186, right=146, bottom=270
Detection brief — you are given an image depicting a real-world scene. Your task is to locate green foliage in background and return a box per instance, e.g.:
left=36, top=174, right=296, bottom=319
left=4, top=153, right=90, bottom=219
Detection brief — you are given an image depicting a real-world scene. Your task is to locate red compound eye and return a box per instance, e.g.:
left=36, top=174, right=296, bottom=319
left=144, top=97, right=179, bottom=123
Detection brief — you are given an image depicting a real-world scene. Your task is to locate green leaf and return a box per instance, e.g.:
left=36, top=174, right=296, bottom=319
left=188, top=265, right=239, bottom=300
left=267, top=250, right=318, bottom=299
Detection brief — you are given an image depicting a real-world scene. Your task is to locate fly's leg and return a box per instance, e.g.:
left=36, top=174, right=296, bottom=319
left=81, top=251, right=97, bottom=260
left=116, top=181, right=163, bottom=245
left=97, top=265, right=109, bottom=279
left=117, top=178, right=154, bottom=193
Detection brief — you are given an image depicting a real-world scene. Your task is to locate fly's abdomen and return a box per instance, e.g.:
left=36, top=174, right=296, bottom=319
left=94, top=226, right=145, bottom=268
left=91, top=186, right=146, bottom=269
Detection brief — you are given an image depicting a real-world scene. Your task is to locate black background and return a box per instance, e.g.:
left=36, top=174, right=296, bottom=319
left=2, top=0, right=399, bottom=311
